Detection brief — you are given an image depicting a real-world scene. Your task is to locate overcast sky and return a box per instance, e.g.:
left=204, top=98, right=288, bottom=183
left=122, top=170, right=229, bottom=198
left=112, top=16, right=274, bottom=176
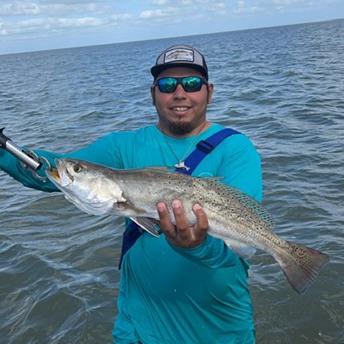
left=0, top=0, right=343, bottom=55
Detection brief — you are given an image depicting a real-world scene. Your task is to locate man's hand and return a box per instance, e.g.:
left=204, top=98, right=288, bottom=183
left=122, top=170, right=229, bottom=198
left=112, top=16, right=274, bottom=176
left=157, top=200, right=208, bottom=248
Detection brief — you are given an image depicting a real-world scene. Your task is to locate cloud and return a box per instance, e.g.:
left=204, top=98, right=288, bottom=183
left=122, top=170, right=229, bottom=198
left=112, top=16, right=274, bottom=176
left=212, top=2, right=226, bottom=14
left=233, top=0, right=262, bottom=14
left=58, top=17, right=104, bottom=27
left=111, top=13, right=132, bottom=20
left=140, top=7, right=178, bottom=19
left=0, top=16, right=106, bottom=36
left=0, top=1, right=120, bottom=17
left=140, top=9, right=163, bottom=18
left=272, top=0, right=303, bottom=4
left=39, top=0, right=112, bottom=4
left=0, top=1, right=131, bottom=39
left=1, top=0, right=343, bottom=54
left=152, top=0, right=170, bottom=5
left=0, top=2, right=42, bottom=16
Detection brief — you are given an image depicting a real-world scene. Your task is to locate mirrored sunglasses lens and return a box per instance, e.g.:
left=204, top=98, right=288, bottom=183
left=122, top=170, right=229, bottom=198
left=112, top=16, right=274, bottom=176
left=159, top=78, right=177, bottom=93
left=182, top=77, right=202, bottom=92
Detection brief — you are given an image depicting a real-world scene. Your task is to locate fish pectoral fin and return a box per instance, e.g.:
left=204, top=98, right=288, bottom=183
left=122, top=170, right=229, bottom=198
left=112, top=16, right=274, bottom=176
left=115, top=201, right=147, bottom=214
left=130, top=217, right=160, bottom=237
left=224, top=239, right=256, bottom=259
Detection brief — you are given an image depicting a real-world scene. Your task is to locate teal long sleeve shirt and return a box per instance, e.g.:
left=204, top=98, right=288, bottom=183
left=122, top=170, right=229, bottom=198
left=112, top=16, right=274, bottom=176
left=0, top=123, right=262, bottom=344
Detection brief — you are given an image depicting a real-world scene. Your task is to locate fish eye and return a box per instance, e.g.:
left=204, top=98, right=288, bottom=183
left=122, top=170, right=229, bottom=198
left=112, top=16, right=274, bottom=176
left=73, top=164, right=83, bottom=173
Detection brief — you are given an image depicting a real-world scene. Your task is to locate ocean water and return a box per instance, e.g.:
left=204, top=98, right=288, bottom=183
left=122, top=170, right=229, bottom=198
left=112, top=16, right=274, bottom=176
left=0, top=19, right=343, bottom=344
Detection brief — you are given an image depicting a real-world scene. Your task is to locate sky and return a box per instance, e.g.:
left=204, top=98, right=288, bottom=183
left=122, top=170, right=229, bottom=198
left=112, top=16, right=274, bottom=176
left=0, top=0, right=343, bottom=55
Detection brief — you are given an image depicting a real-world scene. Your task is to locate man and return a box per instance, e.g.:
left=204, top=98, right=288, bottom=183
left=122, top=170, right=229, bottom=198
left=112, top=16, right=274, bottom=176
left=0, top=45, right=262, bottom=344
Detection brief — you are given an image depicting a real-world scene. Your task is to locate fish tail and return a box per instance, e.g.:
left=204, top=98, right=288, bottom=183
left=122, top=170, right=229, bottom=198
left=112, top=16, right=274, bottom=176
left=275, top=241, right=329, bottom=294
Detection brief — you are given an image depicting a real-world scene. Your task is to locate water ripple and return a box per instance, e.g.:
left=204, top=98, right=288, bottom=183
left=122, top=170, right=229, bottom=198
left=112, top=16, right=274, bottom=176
left=1, top=19, right=344, bottom=344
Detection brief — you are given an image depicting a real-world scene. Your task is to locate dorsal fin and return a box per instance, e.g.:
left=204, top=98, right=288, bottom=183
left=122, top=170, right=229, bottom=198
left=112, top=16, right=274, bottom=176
left=212, top=181, right=275, bottom=229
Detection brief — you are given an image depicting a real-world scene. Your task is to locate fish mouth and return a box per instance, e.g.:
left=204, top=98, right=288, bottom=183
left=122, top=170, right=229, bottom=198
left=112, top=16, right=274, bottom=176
left=46, top=159, right=74, bottom=186
left=49, top=168, right=61, bottom=182
left=45, top=162, right=61, bottom=183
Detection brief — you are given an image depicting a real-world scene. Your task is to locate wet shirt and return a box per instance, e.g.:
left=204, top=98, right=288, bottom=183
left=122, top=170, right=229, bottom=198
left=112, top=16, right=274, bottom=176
left=0, top=124, right=262, bottom=344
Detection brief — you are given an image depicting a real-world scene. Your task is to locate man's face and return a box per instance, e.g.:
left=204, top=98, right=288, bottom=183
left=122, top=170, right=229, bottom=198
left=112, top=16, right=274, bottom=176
left=151, top=67, right=213, bottom=137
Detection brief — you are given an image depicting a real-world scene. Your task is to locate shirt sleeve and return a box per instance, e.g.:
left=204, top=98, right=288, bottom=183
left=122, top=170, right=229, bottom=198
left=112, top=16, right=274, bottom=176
left=170, top=234, right=239, bottom=268
left=218, top=133, right=263, bottom=203
left=0, top=132, right=122, bottom=192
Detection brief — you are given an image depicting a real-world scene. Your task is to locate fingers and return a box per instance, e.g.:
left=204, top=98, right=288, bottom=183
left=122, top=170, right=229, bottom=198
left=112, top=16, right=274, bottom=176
left=157, top=201, right=177, bottom=239
left=192, top=204, right=208, bottom=241
left=156, top=200, right=208, bottom=248
left=171, top=200, right=190, bottom=241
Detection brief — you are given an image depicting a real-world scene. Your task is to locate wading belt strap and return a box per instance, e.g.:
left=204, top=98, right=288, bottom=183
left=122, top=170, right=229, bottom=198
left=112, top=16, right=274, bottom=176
left=118, top=127, right=240, bottom=269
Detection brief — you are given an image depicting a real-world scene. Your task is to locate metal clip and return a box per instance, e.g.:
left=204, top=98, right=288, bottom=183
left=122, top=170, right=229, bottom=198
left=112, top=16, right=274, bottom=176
left=0, top=128, right=51, bottom=181
left=21, top=150, right=52, bottom=181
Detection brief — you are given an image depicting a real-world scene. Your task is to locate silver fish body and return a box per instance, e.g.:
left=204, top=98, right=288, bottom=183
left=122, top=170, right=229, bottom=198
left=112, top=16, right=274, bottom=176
left=46, top=158, right=329, bottom=294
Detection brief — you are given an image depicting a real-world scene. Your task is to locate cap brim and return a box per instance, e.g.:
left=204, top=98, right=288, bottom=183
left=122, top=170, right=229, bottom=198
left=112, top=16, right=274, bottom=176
left=151, top=63, right=208, bottom=80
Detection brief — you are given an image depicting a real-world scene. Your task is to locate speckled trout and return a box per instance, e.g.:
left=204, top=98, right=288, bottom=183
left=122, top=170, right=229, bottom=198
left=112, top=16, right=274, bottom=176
left=46, top=158, right=329, bottom=294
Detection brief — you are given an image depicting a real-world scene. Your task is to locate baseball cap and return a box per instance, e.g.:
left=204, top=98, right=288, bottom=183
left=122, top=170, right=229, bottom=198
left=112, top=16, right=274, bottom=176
left=151, top=45, right=209, bottom=80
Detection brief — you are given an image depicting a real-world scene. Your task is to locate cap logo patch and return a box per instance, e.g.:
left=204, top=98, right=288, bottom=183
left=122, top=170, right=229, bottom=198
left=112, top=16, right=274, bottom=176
left=164, top=48, right=194, bottom=63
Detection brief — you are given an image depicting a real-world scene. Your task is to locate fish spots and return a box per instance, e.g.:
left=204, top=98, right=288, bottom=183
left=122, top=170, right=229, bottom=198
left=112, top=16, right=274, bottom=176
left=50, top=159, right=330, bottom=294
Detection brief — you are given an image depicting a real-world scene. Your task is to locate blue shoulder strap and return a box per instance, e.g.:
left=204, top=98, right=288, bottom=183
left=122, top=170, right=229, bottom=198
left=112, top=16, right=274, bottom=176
left=118, top=128, right=240, bottom=269
left=175, top=128, right=239, bottom=175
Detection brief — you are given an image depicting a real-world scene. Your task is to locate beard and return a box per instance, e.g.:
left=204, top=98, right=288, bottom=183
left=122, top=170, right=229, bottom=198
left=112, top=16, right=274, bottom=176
left=167, top=121, right=195, bottom=136
left=158, top=113, right=204, bottom=136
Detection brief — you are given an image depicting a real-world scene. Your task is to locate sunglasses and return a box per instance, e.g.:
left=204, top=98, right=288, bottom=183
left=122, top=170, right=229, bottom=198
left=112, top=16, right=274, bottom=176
left=153, top=76, right=208, bottom=93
